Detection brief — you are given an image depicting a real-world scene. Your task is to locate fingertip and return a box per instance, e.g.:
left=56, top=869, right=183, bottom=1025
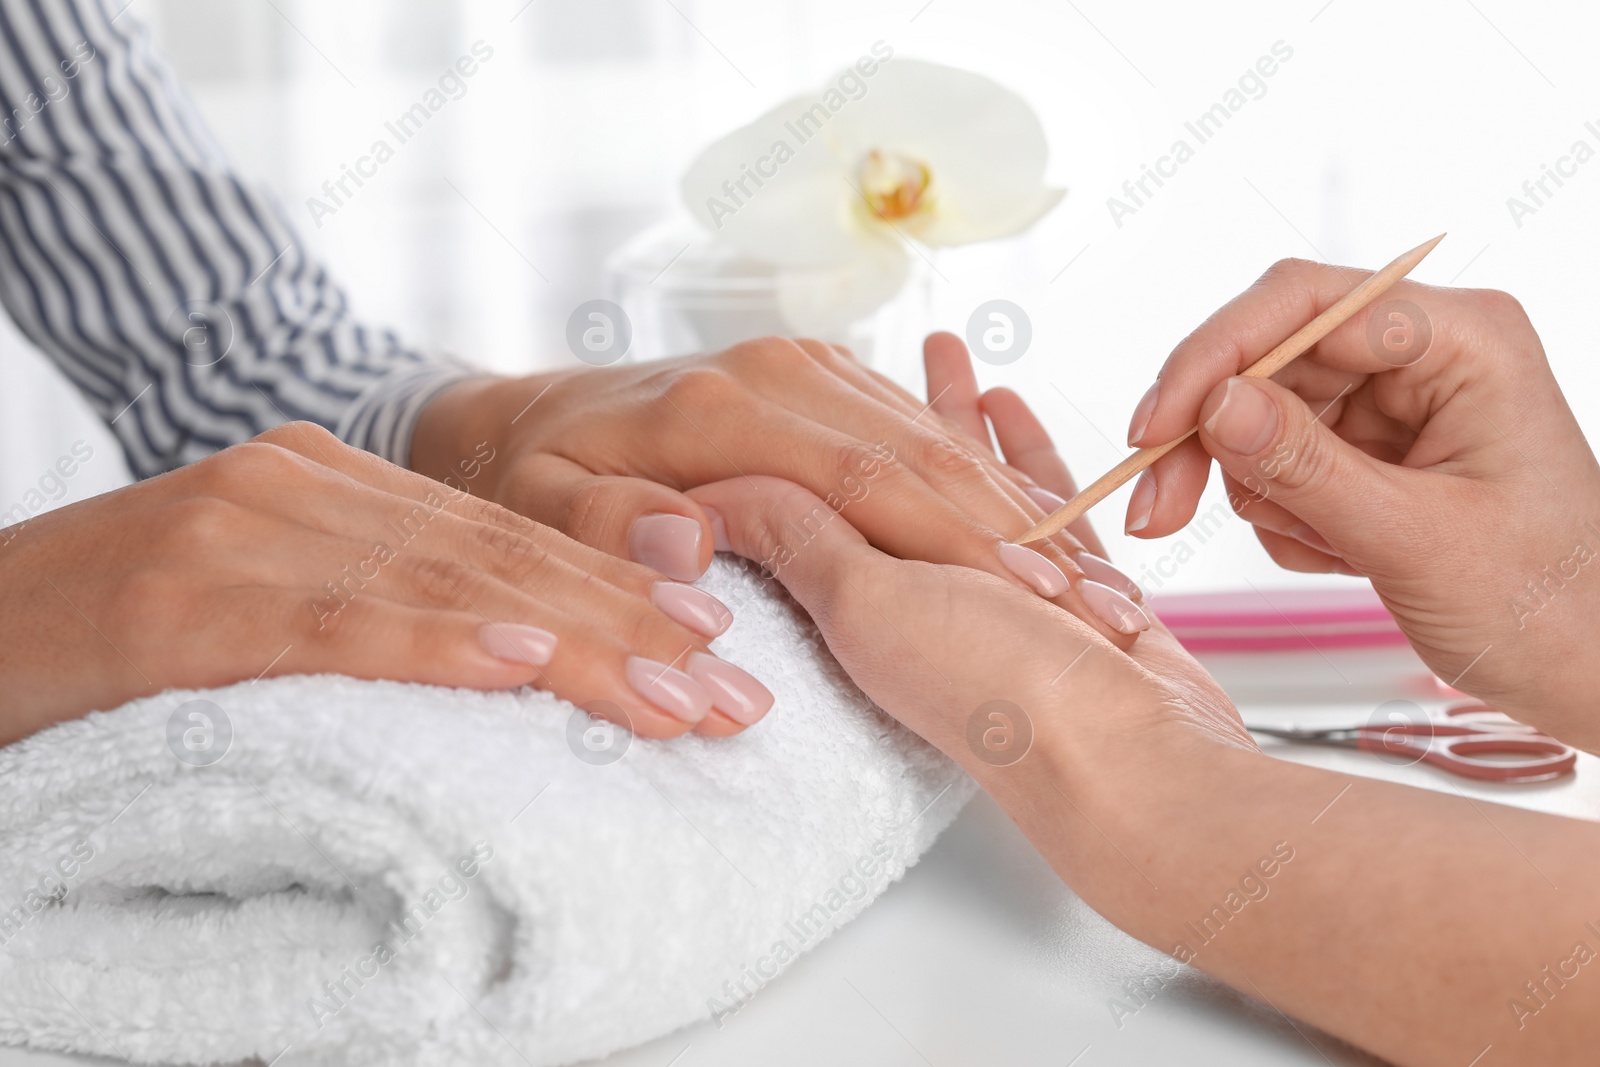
left=701, top=505, right=732, bottom=552
left=922, top=332, right=968, bottom=380
left=691, top=711, right=749, bottom=737
left=923, top=330, right=967, bottom=357
left=978, top=385, right=1024, bottom=415
left=1256, top=527, right=1347, bottom=575
left=601, top=700, right=697, bottom=740
left=1127, top=441, right=1216, bottom=538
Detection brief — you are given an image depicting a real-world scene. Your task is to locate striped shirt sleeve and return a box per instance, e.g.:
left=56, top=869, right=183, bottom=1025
left=0, top=0, right=477, bottom=478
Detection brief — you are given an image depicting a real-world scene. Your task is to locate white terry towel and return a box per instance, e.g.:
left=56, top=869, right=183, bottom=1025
left=0, top=556, right=973, bottom=1066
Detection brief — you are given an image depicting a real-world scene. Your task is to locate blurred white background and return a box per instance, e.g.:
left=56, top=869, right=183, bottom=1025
left=4, top=0, right=1597, bottom=594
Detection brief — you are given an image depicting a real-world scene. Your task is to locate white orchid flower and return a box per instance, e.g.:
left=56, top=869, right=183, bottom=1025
left=680, top=56, right=1064, bottom=336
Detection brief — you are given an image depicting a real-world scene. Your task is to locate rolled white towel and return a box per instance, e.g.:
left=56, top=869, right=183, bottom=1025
left=0, top=556, right=972, bottom=1065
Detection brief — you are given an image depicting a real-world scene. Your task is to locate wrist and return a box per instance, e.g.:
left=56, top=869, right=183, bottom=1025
left=409, top=375, right=526, bottom=490
left=973, top=689, right=1268, bottom=878
left=1010, top=718, right=1284, bottom=943
left=970, top=687, right=1251, bottom=841
left=1462, top=575, right=1600, bottom=751
left=1493, top=628, right=1600, bottom=752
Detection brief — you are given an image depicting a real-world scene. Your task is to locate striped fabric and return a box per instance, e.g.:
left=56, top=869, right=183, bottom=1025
left=0, top=0, right=475, bottom=478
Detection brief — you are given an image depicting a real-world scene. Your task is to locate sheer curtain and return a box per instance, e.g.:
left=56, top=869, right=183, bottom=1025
left=141, top=0, right=824, bottom=374
left=0, top=0, right=821, bottom=506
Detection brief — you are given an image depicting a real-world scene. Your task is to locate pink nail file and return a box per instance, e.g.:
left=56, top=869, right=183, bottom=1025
left=1147, top=587, right=1406, bottom=653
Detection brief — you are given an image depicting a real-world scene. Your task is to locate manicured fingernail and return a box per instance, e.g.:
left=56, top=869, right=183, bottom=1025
left=1127, top=380, right=1161, bottom=446
left=688, top=652, right=774, bottom=725
left=1289, top=523, right=1335, bottom=555
left=1075, top=552, right=1142, bottom=602
left=626, top=656, right=712, bottom=723
left=1024, top=486, right=1066, bottom=512
left=652, top=582, right=733, bottom=638
left=1125, top=469, right=1156, bottom=534
left=1079, top=580, right=1151, bottom=634
left=479, top=623, right=557, bottom=666
left=702, top=506, right=732, bottom=552
left=629, top=513, right=705, bottom=581
left=998, top=542, right=1070, bottom=597
left=1204, top=378, right=1278, bottom=456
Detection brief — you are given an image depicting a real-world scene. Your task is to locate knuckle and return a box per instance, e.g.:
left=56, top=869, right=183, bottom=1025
left=790, top=336, right=839, bottom=364
left=720, top=335, right=798, bottom=369
left=834, top=440, right=899, bottom=487
left=916, top=434, right=985, bottom=481
left=660, top=363, right=739, bottom=411
left=484, top=523, right=553, bottom=586
left=563, top=479, right=623, bottom=544
left=1266, top=422, right=1332, bottom=492
left=253, top=421, right=348, bottom=460
left=1472, top=287, right=1525, bottom=320
left=157, top=495, right=243, bottom=554
left=399, top=555, right=477, bottom=606
left=450, top=491, right=519, bottom=531
left=301, top=593, right=404, bottom=653
left=739, top=506, right=792, bottom=576
left=211, top=440, right=310, bottom=486
left=1257, top=257, right=1321, bottom=286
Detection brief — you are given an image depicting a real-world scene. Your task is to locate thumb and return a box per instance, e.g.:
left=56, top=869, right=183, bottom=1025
left=1197, top=376, right=1403, bottom=550
left=499, top=454, right=714, bottom=581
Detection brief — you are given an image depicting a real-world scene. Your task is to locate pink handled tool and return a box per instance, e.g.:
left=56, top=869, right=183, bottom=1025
left=1251, top=702, right=1577, bottom=784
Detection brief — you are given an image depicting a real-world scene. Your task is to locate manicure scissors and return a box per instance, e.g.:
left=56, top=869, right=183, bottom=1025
left=1250, top=702, right=1577, bottom=784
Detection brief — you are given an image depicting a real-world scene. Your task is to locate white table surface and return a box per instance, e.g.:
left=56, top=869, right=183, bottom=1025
left=3, top=650, right=1591, bottom=1067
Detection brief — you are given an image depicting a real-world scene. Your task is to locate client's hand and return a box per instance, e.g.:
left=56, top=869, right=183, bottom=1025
left=1124, top=260, right=1600, bottom=745
left=682, top=336, right=1238, bottom=773
left=691, top=481, right=1600, bottom=1067
left=689, top=473, right=1249, bottom=800
left=0, top=423, right=769, bottom=746
left=408, top=336, right=1147, bottom=647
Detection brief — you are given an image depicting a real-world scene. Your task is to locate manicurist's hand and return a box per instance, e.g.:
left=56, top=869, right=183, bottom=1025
left=408, top=336, right=1149, bottom=647
left=1125, top=260, right=1600, bottom=747
left=0, top=423, right=771, bottom=745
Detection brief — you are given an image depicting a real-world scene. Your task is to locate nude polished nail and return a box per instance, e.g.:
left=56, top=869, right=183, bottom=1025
left=1078, top=580, right=1151, bottom=635
left=1074, top=553, right=1143, bottom=602
left=652, top=582, right=733, bottom=638
left=629, top=514, right=705, bottom=582
left=479, top=623, right=558, bottom=666
left=1024, top=486, right=1067, bottom=512
left=626, top=656, right=712, bottom=723
left=688, top=652, right=774, bottom=725
left=998, top=543, right=1070, bottom=597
